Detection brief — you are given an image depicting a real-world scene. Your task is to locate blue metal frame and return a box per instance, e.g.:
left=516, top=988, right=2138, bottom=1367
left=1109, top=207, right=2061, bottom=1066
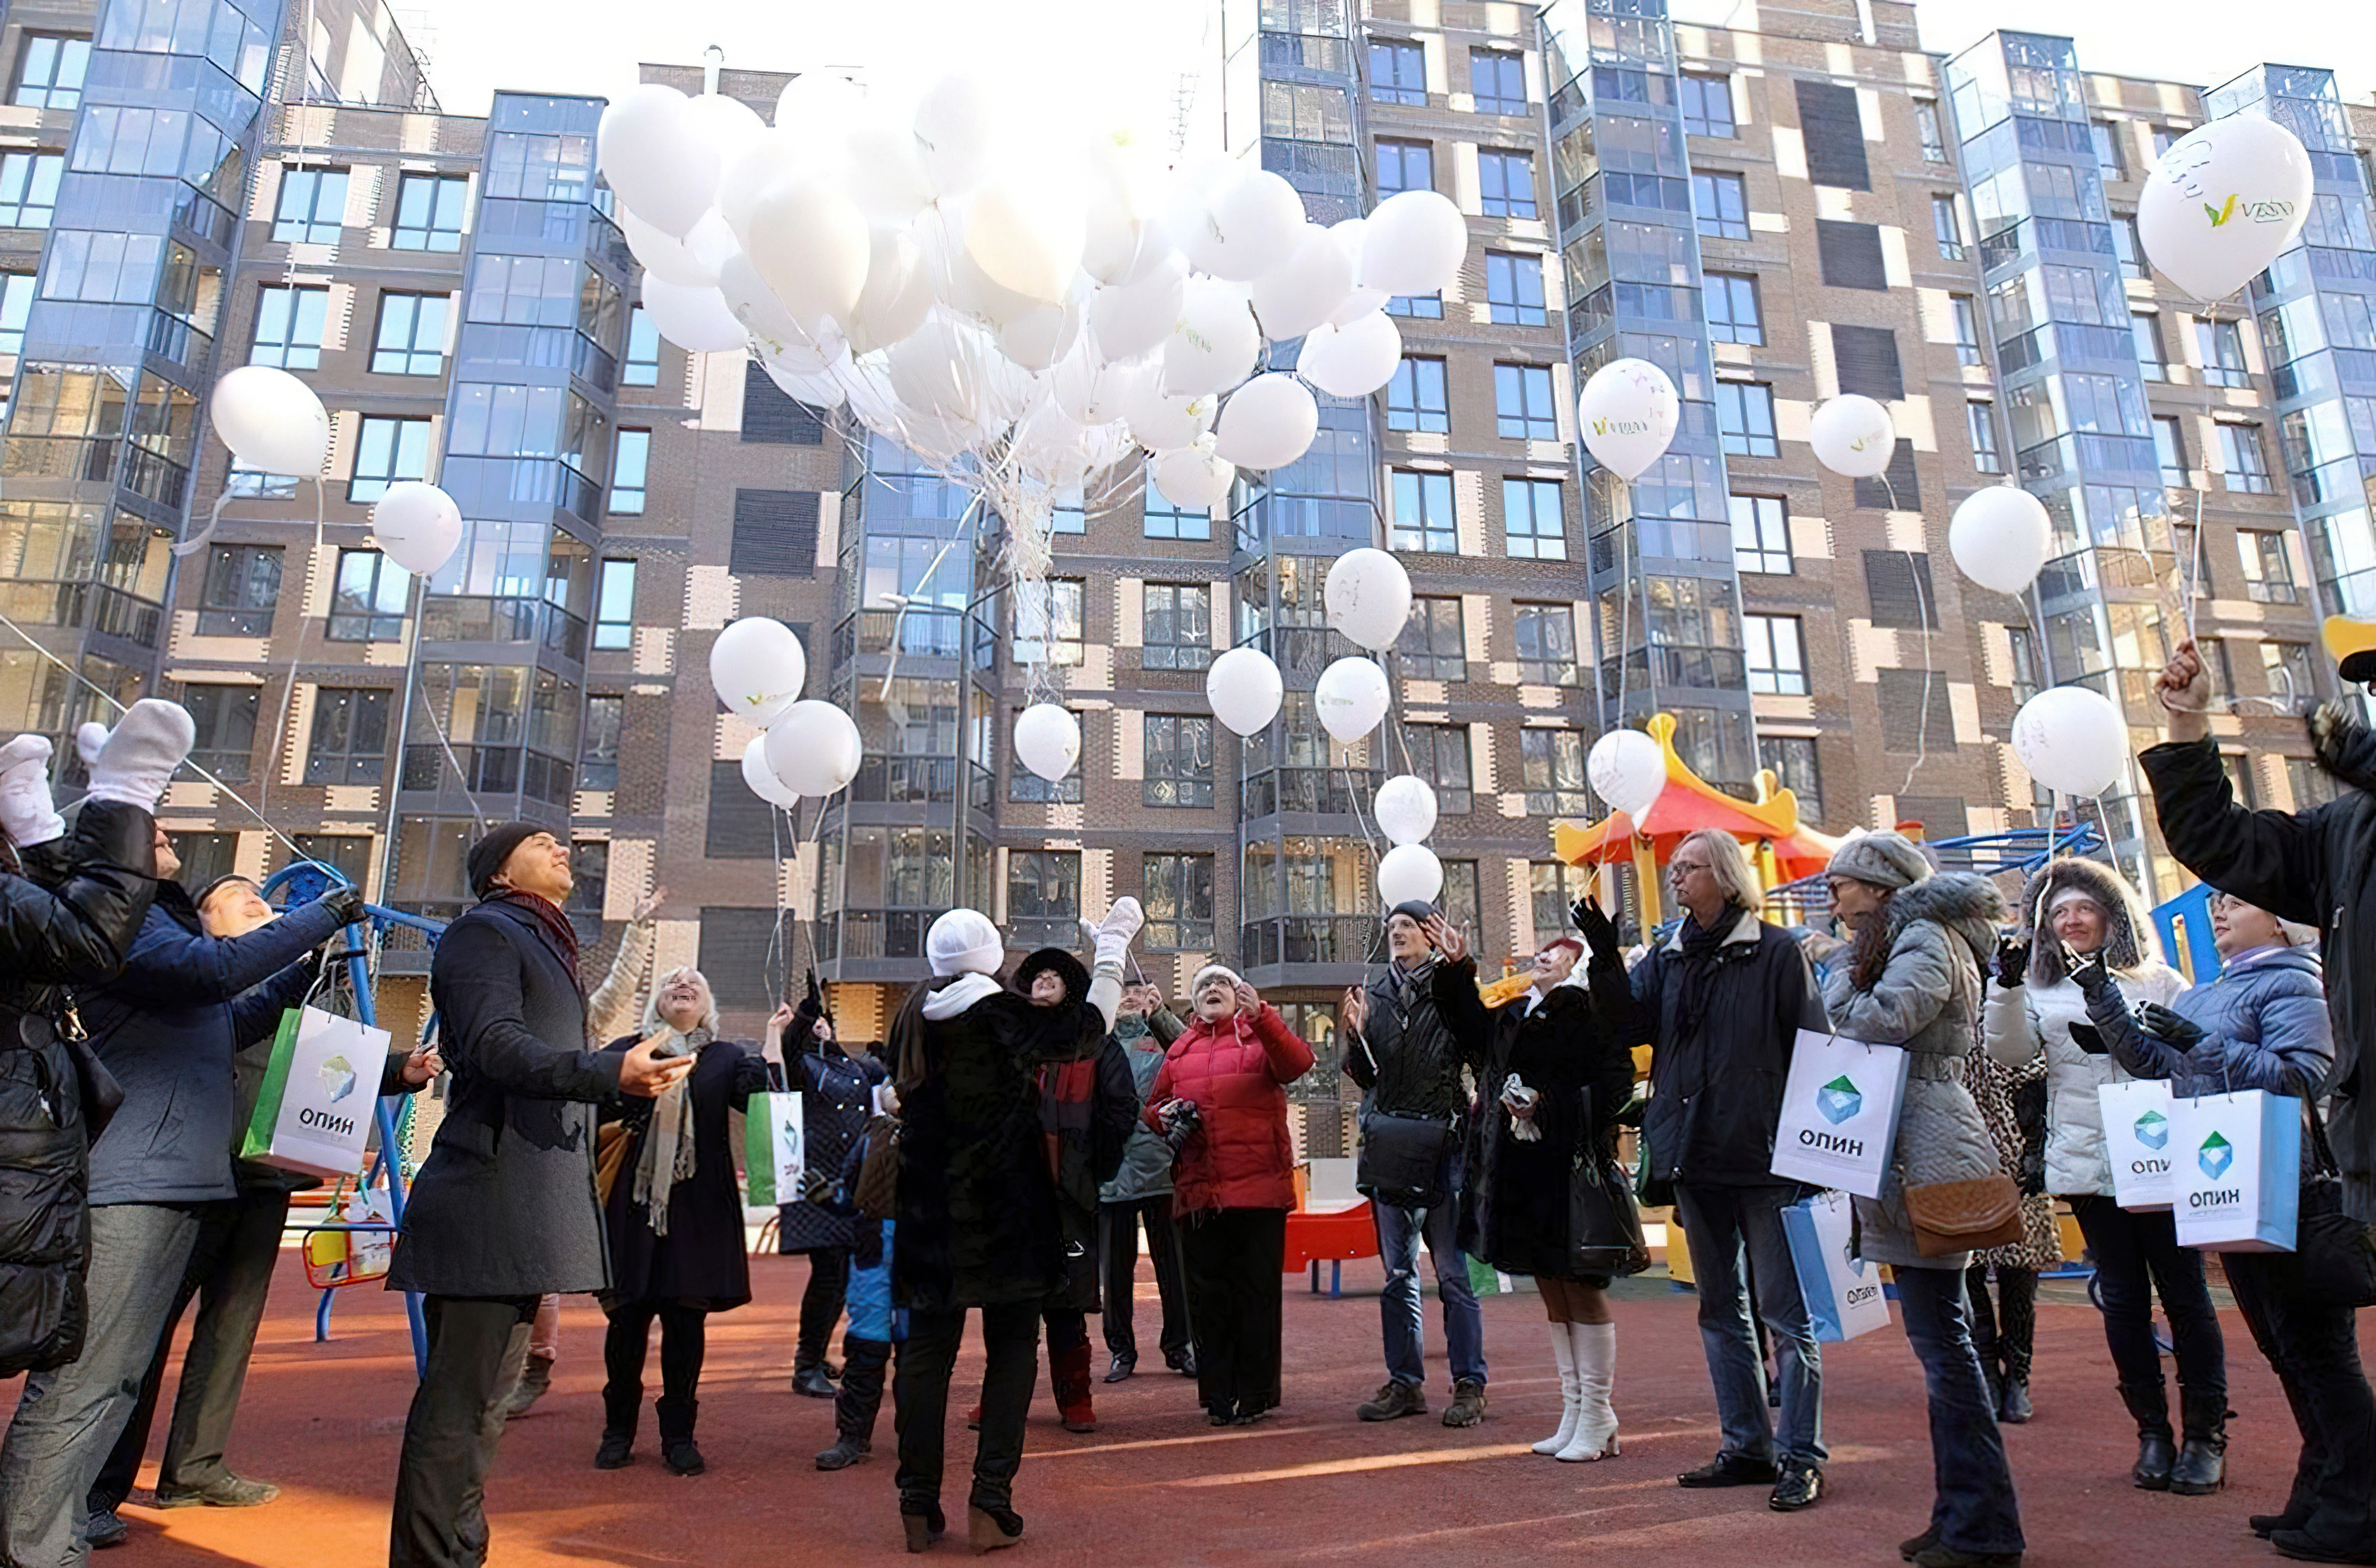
left=1764, top=822, right=2108, bottom=906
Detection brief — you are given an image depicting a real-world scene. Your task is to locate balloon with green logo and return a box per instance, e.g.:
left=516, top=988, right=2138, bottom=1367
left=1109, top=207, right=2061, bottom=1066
left=1577, top=358, right=1679, bottom=480
left=2138, top=116, right=2312, bottom=302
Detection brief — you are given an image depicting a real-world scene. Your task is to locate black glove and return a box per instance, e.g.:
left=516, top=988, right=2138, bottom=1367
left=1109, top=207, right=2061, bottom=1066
left=2064, top=947, right=2113, bottom=997
left=2066, top=1020, right=2109, bottom=1056
left=805, top=969, right=824, bottom=1009
left=1157, top=1098, right=1200, bottom=1153
left=320, top=884, right=366, bottom=926
left=2309, top=701, right=2376, bottom=794
left=1993, top=934, right=2029, bottom=990
left=800, top=1166, right=834, bottom=1205
left=2136, top=1001, right=2206, bottom=1051
left=1572, top=895, right=1622, bottom=962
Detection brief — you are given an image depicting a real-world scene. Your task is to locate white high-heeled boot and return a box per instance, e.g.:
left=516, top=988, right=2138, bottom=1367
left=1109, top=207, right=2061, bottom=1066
left=1557, top=1322, right=1619, bottom=1461
left=1533, top=1323, right=1582, bottom=1456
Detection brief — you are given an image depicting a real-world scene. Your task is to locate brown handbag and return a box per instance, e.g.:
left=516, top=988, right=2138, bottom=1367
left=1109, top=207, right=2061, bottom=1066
left=595, top=1121, right=632, bottom=1205
left=1901, top=1173, right=2024, bottom=1259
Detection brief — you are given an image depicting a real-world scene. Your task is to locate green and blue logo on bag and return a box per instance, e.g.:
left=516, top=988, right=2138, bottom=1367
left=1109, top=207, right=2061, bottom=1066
left=1816, top=1074, right=1862, bottom=1125
left=2198, top=1130, right=2234, bottom=1180
left=2134, top=1108, right=2169, bottom=1150
left=318, top=1053, right=357, bottom=1105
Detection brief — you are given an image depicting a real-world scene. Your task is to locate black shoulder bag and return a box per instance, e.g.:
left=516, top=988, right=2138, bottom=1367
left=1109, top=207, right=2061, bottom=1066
left=2297, top=1095, right=2376, bottom=1309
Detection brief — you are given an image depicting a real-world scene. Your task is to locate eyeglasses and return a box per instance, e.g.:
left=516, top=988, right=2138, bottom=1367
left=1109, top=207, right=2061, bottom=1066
left=1669, top=860, right=1711, bottom=876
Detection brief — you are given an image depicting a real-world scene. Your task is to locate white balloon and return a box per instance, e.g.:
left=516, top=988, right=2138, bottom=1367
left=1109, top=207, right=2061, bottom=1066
left=2010, top=685, right=2128, bottom=798
left=1315, top=655, right=1391, bottom=742
left=1013, top=702, right=1082, bottom=783
left=762, top=356, right=847, bottom=409
left=1150, top=439, right=1234, bottom=510
left=210, top=365, right=328, bottom=476
left=618, top=203, right=721, bottom=289
left=1083, top=184, right=1168, bottom=286
left=1361, top=189, right=1468, bottom=297
left=1121, top=372, right=1215, bottom=452
left=739, top=175, right=871, bottom=332
left=847, top=225, right=934, bottom=356
left=1949, top=485, right=2053, bottom=596
left=1205, top=646, right=1284, bottom=736
left=1809, top=394, right=1896, bottom=479
left=966, top=173, right=1086, bottom=305
left=368, top=481, right=462, bottom=576
left=684, top=92, right=768, bottom=188
left=1050, top=340, right=1138, bottom=426
left=597, top=84, right=716, bottom=238
left=764, top=700, right=864, bottom=796
left=887, top=310, right=1000, bottom=421
left=1010, top=395, right=1092, bottom=480
left=639, top=275, right=748, bottom=354
left=1162, top=276, right=1260, bottom=397
left=842, top=116, right=934, bottom=223
left=2138, top=116, right=2314, bottom=302
left=1212, top=372, right=1319, bottom=472
left=1249, top=223, right=1356, bottom=342
left=773, top=72, right=864, bottom=146
left=710, top=616, right=808, bottom=728
left=741, top=734, right=801, bottom=808
left=1587, top=729, right=1666, bottom=820
left=913, top=73, right=998, bottom=198
left=915, top=201, right=1049, bottom=329
left=1376, top=843, right=1445, bottom=910
left=1161, top=151, right=1238, bottom=258
left=1373, top=775, right=1439, bottom=846
left=1325, top=219, right=1386, bottom=324
left=717, top=250, right=810, bottom=354
left=1297, top=311, right=1401, bottom=399
left=1323, top=547, right=1413, bottom=653
left=1089, top=253, right=1187, bottom=360
left=997, top=298, right=1081, bottom=372
left=1187, top=167, right=1306, bottom=282
left=1577, top=358, right=1680, bottom=480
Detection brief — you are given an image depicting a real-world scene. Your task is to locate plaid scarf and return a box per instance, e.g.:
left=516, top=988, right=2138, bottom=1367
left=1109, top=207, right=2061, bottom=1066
left=485, top=887, right=583, bottom=988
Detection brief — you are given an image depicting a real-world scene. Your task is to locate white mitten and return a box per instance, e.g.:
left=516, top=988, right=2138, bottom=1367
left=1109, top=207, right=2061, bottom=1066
left=0, top=734, right=65, bottom=847
left=77, top=699, right=198, bottom=811
left=1092, top=896, right=1145, bottom=969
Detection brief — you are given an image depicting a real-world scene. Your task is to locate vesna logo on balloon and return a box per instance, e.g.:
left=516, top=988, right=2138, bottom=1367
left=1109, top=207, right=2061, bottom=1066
left=1590, top=418, right=1651, bottom=436
left=2201, top=192, right=2293, bottom=228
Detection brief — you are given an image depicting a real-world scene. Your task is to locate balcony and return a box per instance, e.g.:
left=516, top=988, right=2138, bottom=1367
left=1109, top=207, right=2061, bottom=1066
left=852, top=606, right=965, bottom=659
left=1259, top=31, right=1354, bottom=75
left=122, top=443, right=189, bottom=508
left=439, top=456, right=601, bottom=523
left=402, top=744, right=574, bottom=805
left=816, top=909, right=937, bottom=964
left=845, top=755, right=968, bottom=805
left=1242, top=767, right=1382, bottom=820
left=1240, top=915, right=1386, bottom=970
left=3, top=434, right=115, bottom=486
left=146, top=309, right=213, bottom=371
left=1598, top=644, right=1746, bottom=696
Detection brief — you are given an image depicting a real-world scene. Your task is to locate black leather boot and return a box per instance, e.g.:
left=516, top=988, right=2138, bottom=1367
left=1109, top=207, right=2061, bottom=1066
left=2119, top=1382, right=2176, bottom=1490
left=2169, top=1390, right=2229, bottom=1496
left=656, top=1396, right=704, bottom=1476
left=596, top=1379, right=639, bottom=1468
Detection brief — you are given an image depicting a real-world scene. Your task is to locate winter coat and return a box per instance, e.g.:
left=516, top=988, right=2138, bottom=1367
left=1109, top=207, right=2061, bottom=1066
left=824, top=1134, right=899, bottom=1343
left=78, top=885, right=349, bottom=1206
left=390, top=896, right=623, bottom=1298
left=1146, top=1003, right=1315, bottom=1215
left=775, top=1030, right=886, bottom=1255
left=1431, top=954, right=1636, bottom=1281
left=1983, top=858, right=2187, bottom=1199
left=1624, top=908, right=1833, bottom=1188
left=596, top=1034, right=769, bottom=1307
left=1961, top=1047, right=2062, bottom=1270
left=1824, top=874, right=2008, bottom=1270
left=1101, top=1009, right=1185, bottom=1204
left=1037, top=1038, right=1140, bottom=1311
left=1342, top=957, right=1474, bottom=1124
left=0, top=799, right=157, bottom=1378
left=2141, top=734, right=2375, bottom=1220
left=886, top=973, right=1108, bottom=1311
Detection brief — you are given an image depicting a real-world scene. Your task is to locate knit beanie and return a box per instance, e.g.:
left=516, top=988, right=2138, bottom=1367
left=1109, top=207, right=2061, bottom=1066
left=1825, top=830, right=1933, bottom=892
left=466, top=821, right=544, bottom=897
left=927, top=908, right=1004, bottom=977
left=1191, top=962, right=1243, bottom=996
left=1385, top=899, right=1437, bottom=930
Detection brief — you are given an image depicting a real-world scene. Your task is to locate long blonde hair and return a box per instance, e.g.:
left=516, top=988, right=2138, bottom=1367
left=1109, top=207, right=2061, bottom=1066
left=1676, top=829, right=1764, bottom=915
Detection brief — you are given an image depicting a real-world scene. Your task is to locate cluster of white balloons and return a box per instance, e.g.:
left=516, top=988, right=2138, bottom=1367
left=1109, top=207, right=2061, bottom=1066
left=713, top=617, right=864, bottom=807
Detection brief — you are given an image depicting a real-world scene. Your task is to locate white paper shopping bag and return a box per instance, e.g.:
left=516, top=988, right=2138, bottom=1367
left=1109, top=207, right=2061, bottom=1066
left=1781, top=1190, right=1891, bottom=1342
left=2170, top=1089, right=2302, bottom=1253
left=1769, top=1030, right=1910, bottom=1199
left=2099, top=1078, right=2178, bottom=1211
left=742, top=1091, right=805, bottom=1207
left=239, top=1006, right=391, bottom=1179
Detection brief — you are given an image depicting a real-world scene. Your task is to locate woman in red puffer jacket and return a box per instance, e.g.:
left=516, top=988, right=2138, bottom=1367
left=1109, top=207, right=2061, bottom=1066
left=1144, top=963, right=1313, bottom=1427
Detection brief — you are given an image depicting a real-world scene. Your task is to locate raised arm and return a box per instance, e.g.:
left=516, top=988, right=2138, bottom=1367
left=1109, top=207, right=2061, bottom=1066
left=1429, top=954, right=1493, bottom=1061
left=430, top=916, right=621, bottom=1102
left=584, top=912, right=656, bottom=1044
left=1827, top=924, right=1951, bottom=1047
left=118, top=894, right=352, bottom=1006
left=2073, top=964, right=2182, bottom=1082
left=1, top=798, right=156, bottom=987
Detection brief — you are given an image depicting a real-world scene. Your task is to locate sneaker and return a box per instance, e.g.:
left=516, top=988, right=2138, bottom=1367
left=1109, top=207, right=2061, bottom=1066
left=595, top=1431, right=634, bottom=1469
left=1442, top=1379, right=1488, bottom=1428
left=1104, top=1355, right=1136, bottom=1384
left=1356, top=1380, right=1427, bottom=1422
left=1677, top=1453, right=1778, bottom=1488
left=815, top=1437, right=871, bottom=1472
left=85, top=1510, right=128, bottom=1550
left=153, top=1476, right=280, bottom=1509
left=1768, top=1460, right=1824, bottom=1512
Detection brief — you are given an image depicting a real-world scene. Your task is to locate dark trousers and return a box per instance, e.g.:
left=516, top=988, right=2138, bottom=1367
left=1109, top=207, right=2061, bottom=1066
left=835, top=1336, right=895, bottom=1444
left=2070, top=1196, right=2226, bottom=1403
left=601, top=1299, right=707, bottom=1438
left=1099, top=1197, right=1191, bottom=1364
left=1044, top=1307, right=1088, bottom=1355
left=895, top=1300, right=1040, bottom=1516
left=388, top=1294, right=537, bottom=1568
left=91, top=1188, right=292, bottom=1512
left=1895, top=1266, right=2026, bottom=1555
left=796, top=1248, right=851, bottom=1368
left=2226, top=1250, right=2376, bottom=1553
left=1178, top=1207, right=1287, bottom=1420
left=1964, top=1262, right=2038, bottom=1382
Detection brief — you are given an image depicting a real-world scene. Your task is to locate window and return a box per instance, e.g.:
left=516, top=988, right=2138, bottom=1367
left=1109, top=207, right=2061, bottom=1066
left=13, top=36, right=89, bottom=109
left=1693, top=170, right=1749, bottom=241
left=1470, top=49, right=1526, bottom=114
left=1864, top=551, right=1939, bottom=629
left=609, top=430, right=649, bottom=515
left=1967, top=401, right=2002, bottom=472
left=1010, top=734, right=1082, bottom=802
left=1503, top=478, right=1565, bottom=559
left=183, top=685, right=259, bottom=782
left=2154, top=415, right=2188, bottom=490
left=1376, top=139, right=1433, bottom=195
left=2218, top=422, right=2273, bottom=494
left=2238, top=530, right=2298, bottom=604
left=1704, top=272, right=1762, bottom=345
left=349, top=416, right=432, bottom=502
left=1932, top=195, right=1965, bottom=260
left=1144, top=714, right=1215, bottom=808
left=1744, top=614, right=1807, bottom=695
left=1478, top=150, right=1536, bottom=218
left=197, top=545, right=282, bottom=637
left=1759, top=735, right=1824, bottom=823
left=1142, top=853, right=1214, bottom=949
left=1877, top=669, right=1952, bottom=753
left=273, top=166, right=348, bottom=244
left=1914, top=100, right=1948, bottom=163
left=1387, top=356, right=1449, bottom=432
left=0, top=152, right=61, bottom=228
left=1520, top=729, right=1588, bottom=814
left=169, top=833, right=236, bottom=890
left=250, top=284, right=328, bottom=369
left=1398, top=597, right=1466, bottom=681
left=1404, top=725, right=1472, bottom=814
left=2286, top=756, right=2337, bottom=812
left=2090, top=121, right=2126, bottom=181
left=729, top=489, right=819, bottom=576
left=1731, top=494, right=1792, bottom=574
left=1680, top=74, right=1734, bottom=138
left=0, top=273, right=30, bottom=356
left=593, top=559, right=636, bottom=650
left=1832, top=324, right=1903, bottom=400
left=2262, top=641, right=2314, bottom=701
left=1484, top=252, right=1546, bottom=325
left=2131, top=311, right=2166, bottom=380
left=1515, top=603, right=1578, bottom=685
left=290, top=834, right=372, bottom=889
left=1523, top=861, right=1585, bottom=939
left=1716, top=381, right=1778, bottom=457
left=579, top=694, right=622, bottom=788
left=1007, top=851, right=1081, bottom=932
left=623, top=306, right=660, bottom=385
left=1852, top=439, right=1920, bottom=509
left=330, top=550, right=408, bottom=641
left=1495, top=363, right=1557, bottom=440
left=305, top=687, right=390, bottom=785
left=1012, top=578, right=1085, bottom=665
left=1816, top=219, right=1887, bottom=289
left=1141, top=583, right=1211, bottom=671
left=2197, top=318, right=2249, bottom=388
left=1950, top=296, right=1982, bottom=366
left=1391, top=469, right=1456, bottom=552
left=391, top=172, right=468, bottom=251
left=2113, top=213, right=2146, bottom=279
left=1386, top=292, right=1444, bottom=320
left=371, top=292, right=448, bottom=375
left=742, top=361, right=826, bottom=444
left=1796, top=80, right=1871, bottom=190
left=1369, top=37, right=1425, bottom=105
left=1142, top=476, right=1209, bottom=540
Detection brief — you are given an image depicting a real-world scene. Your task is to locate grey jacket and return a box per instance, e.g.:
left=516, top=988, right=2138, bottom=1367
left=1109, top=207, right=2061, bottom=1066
left=1101, top=1008, right=1184, bottom=1204
left=1822, top=872, right=2007, bottom=1271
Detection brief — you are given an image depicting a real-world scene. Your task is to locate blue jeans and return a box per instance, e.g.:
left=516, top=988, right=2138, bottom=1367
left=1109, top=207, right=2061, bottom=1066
left=1894, top=1266, right=2026, bottom=1555
left=1373, top=1162, right=1486, bottom=1390
left=1673, top=1181, right=1824, bottom=1466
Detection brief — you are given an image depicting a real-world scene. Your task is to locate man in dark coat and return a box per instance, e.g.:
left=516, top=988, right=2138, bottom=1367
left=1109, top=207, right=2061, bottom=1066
left=769, top=971, right=884, bottom=1400
left=386, top=824, right=690, bottom=1568
left=1098, top=984, right=1193, bottom=1383
left=1339, top=900, right=1489, bottom=1427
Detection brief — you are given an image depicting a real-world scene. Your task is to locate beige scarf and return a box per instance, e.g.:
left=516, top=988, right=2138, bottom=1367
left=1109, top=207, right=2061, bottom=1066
left=631, top=1026, right=702, bottom=1236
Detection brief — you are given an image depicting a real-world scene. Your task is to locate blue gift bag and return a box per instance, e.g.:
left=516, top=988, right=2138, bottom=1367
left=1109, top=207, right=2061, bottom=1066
left=2170, top=1090, right=2301, bottom=1253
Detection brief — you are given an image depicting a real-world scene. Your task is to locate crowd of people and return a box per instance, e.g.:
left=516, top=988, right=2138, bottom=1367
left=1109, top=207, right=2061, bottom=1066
left=0, top=635, right=2370, bottom=1568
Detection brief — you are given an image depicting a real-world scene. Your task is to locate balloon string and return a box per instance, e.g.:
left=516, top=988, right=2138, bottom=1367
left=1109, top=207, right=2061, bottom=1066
left=258, top=475, right=330, bottom=821
left=1882, top=472, right=1933, bottom=799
